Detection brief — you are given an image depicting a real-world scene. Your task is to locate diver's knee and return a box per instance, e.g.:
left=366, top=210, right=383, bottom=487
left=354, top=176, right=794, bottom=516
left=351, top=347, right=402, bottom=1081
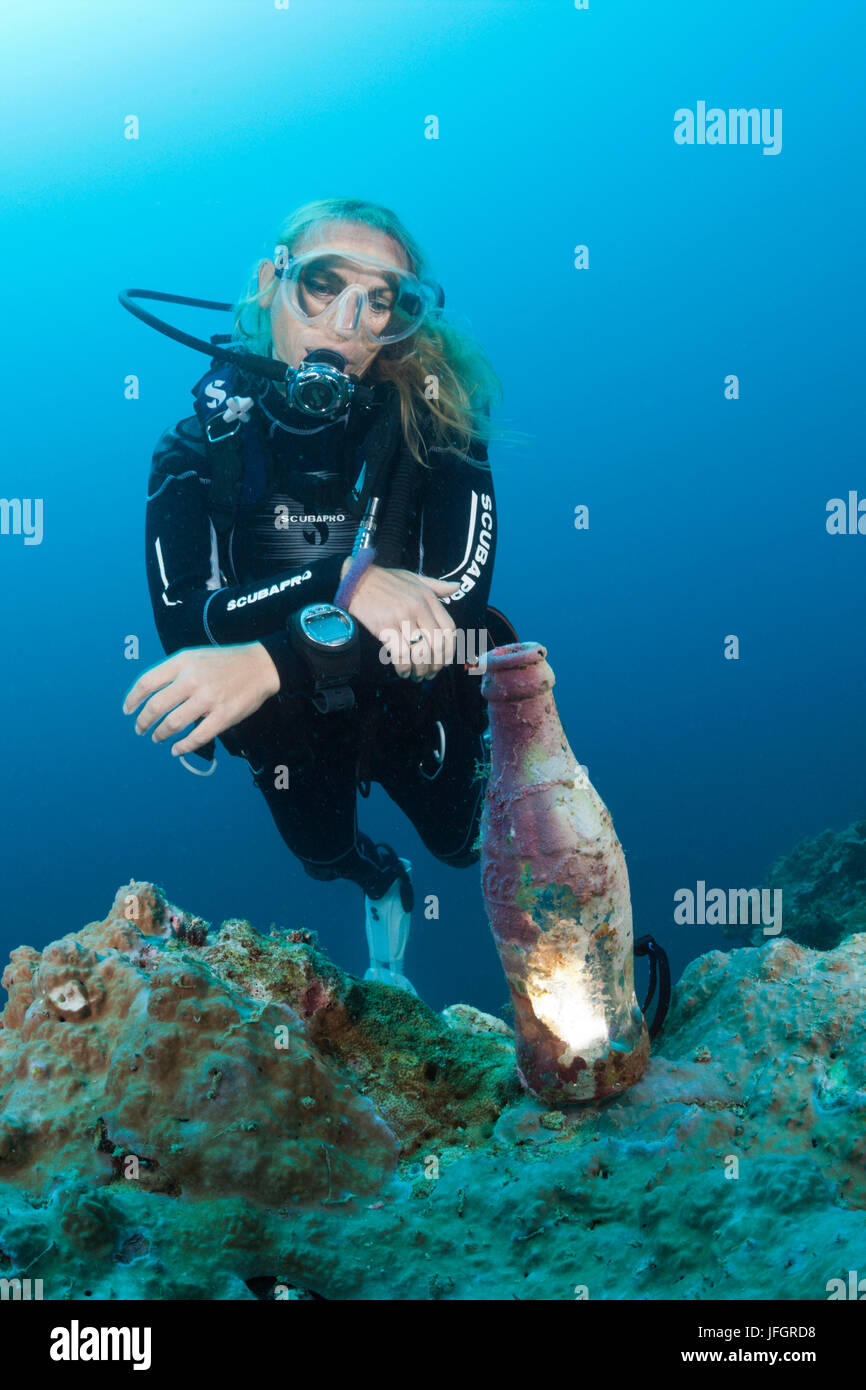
left=436, top=846, right=480, bottom=870
left=300, top=858, right=343, bottom=884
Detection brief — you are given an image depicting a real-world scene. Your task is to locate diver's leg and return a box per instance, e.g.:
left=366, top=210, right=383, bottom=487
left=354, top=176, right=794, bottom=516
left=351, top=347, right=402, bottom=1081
left=371, top=680, right=492, bottom=869
left=354, top=694, right=489, bottom=995
left=224, top=698, right=419, bottom=992
left=224, top=703, right=400, bottom=899
left=251, top=726, right=417, bottom=992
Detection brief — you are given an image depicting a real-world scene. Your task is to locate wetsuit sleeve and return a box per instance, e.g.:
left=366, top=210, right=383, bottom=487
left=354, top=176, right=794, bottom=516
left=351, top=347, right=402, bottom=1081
left=415, top=436, right=497, bottom=634
left=257, top=625, right=386, bottom=692
left=145, top=418, right=347, bottom=668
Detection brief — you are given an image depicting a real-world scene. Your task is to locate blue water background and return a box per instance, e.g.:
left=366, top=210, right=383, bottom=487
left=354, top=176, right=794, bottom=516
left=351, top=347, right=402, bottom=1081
left=1, top=0, right=863, bottom=1014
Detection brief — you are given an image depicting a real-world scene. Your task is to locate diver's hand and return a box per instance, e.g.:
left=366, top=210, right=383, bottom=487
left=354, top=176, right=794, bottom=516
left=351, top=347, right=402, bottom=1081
left=339, top=556, right=459, bottom=680
left=122, top=642, right=281, bottom=757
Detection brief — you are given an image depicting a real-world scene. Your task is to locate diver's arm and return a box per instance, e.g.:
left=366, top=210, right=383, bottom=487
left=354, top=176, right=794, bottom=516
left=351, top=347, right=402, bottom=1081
left=415, top=438, right=497, bottom=634
left=256, top=624, right=387, bottom=693
left=234, top=442, right=498, bottom=690
left=246, top=441, right=499, bottom=692
left=145, top=422, right=347, bottom=660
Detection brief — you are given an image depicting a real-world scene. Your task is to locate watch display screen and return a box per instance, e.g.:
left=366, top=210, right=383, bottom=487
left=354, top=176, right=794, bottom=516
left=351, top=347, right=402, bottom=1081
left=303, top=608, right=352, bottom=646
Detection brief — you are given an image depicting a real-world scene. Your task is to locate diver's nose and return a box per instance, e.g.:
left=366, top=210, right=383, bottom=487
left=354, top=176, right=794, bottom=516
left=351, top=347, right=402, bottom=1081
left=331, top=286, right=365, bottom=335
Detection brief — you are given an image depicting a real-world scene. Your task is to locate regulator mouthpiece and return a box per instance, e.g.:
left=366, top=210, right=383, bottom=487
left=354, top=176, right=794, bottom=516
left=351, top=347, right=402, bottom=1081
left=285, top=349, right=373, bottom=420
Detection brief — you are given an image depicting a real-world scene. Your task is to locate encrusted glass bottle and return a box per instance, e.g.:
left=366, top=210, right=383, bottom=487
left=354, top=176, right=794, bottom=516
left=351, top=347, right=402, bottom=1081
left=480, top=642, right=649, bottom=1103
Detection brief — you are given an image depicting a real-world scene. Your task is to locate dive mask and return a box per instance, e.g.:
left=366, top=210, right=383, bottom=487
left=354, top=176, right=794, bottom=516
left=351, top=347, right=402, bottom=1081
left=273, top=244, right=443, bottom=345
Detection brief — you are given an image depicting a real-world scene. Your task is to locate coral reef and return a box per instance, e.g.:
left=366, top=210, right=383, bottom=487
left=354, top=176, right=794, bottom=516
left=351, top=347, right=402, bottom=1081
left=0, top=879, right=864, bottom=1300
left=724, top=817, right=866, bottom=950
left=0, top=882, right=399, bottom=1210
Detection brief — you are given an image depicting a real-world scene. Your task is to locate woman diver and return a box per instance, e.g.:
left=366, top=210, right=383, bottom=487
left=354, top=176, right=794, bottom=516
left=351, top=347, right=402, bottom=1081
left=121, top=197, right=513, bottom=995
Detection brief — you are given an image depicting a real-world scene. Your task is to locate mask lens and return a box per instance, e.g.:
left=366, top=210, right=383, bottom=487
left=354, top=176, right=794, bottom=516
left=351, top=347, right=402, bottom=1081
left=385, top=284, right=427, bottom=342
left=295, top=258, right=346, bottom=316
left=283, top=251, right=431, bottom=344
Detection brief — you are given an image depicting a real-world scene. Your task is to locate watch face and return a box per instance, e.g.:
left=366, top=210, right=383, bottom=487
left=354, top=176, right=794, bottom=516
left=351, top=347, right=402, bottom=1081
left=300, top=605, right=354, bottom=646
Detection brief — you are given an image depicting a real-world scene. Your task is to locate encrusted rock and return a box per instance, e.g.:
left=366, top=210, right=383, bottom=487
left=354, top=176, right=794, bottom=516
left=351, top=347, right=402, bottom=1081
left=0, top=878, right=864, bottom=1301
left=725, top=817, right=866, bottom=949
left=0, top=885, right=399, bottom=1208
left=441, top=1003, right=512, bottom=1036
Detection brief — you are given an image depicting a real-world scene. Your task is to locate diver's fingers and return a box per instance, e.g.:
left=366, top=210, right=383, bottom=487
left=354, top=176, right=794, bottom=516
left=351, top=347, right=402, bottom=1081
left=381, top=592, right=457, bottom=679
left=407, top=629, right=435, bottom=682
left=417, top=579, right=458, bottom=621
left=412, top=574, right=460, bottom=668
left=133, top=678, right=197, bottom=737
left=168, top=709, right=226, bottom=758
left=396, top=618, right=450, bottom=681
left=416, top=575, right=461, bottom=598
left=419, top=586, right=458, bottom=636
left=123, top=652, right=186, bottom=715
left=149, top=694, right=210, bottom=746
left=415, top=594, right=458, bottom=672
left=380, top=620, right=423, bottom=680
left=380, top=624, right=413, bottom=680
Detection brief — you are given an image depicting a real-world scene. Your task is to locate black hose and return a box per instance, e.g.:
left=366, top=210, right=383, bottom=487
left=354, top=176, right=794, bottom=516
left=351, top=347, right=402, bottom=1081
left=118, top=289, right=288, bottom=382
left=634, top=934, right=672, bottom=1038
left=374, top=446, right=424, bottom=567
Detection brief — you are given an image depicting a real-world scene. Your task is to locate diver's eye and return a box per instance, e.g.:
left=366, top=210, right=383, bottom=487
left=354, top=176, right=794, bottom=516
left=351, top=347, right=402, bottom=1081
left=368, top=292, right=394, bottom=315
left=305, top=275, right=338, bottom=299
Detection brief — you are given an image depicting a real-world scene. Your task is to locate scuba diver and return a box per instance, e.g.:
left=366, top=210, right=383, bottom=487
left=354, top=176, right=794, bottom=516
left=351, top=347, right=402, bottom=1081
left=120, top=196, right=517, bottom=996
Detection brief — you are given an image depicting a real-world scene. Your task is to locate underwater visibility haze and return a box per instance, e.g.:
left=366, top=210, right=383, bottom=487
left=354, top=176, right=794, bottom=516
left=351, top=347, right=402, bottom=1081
left=0, top=0, right=864, bottom=1320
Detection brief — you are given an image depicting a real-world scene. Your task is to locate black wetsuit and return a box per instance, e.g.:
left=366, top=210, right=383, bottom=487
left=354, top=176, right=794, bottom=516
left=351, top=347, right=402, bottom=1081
left=144, top=378, right=498, bottom=898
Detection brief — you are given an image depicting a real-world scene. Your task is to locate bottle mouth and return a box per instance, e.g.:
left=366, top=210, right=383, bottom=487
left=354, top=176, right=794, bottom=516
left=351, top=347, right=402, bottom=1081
left=481, top=642, right=554, bottom=700
left=484, top=641, right=547, bottom=672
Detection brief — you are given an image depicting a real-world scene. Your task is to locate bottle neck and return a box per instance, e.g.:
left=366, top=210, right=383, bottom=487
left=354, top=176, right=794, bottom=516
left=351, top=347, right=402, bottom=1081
left=483, top=649, right=564, bottom=765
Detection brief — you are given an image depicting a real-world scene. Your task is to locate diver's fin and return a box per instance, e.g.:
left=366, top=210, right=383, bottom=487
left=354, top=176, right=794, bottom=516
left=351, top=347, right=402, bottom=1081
left=364, top=854, right=416, bottom=995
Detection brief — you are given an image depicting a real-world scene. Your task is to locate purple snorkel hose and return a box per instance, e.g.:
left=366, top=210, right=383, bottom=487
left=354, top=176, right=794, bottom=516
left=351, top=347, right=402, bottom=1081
left=334, top=545, right=377, bottom=609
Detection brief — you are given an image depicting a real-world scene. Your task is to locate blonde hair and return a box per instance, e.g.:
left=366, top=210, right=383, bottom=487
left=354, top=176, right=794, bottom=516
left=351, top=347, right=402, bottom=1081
left=233, top=197, right=504, bottom=467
